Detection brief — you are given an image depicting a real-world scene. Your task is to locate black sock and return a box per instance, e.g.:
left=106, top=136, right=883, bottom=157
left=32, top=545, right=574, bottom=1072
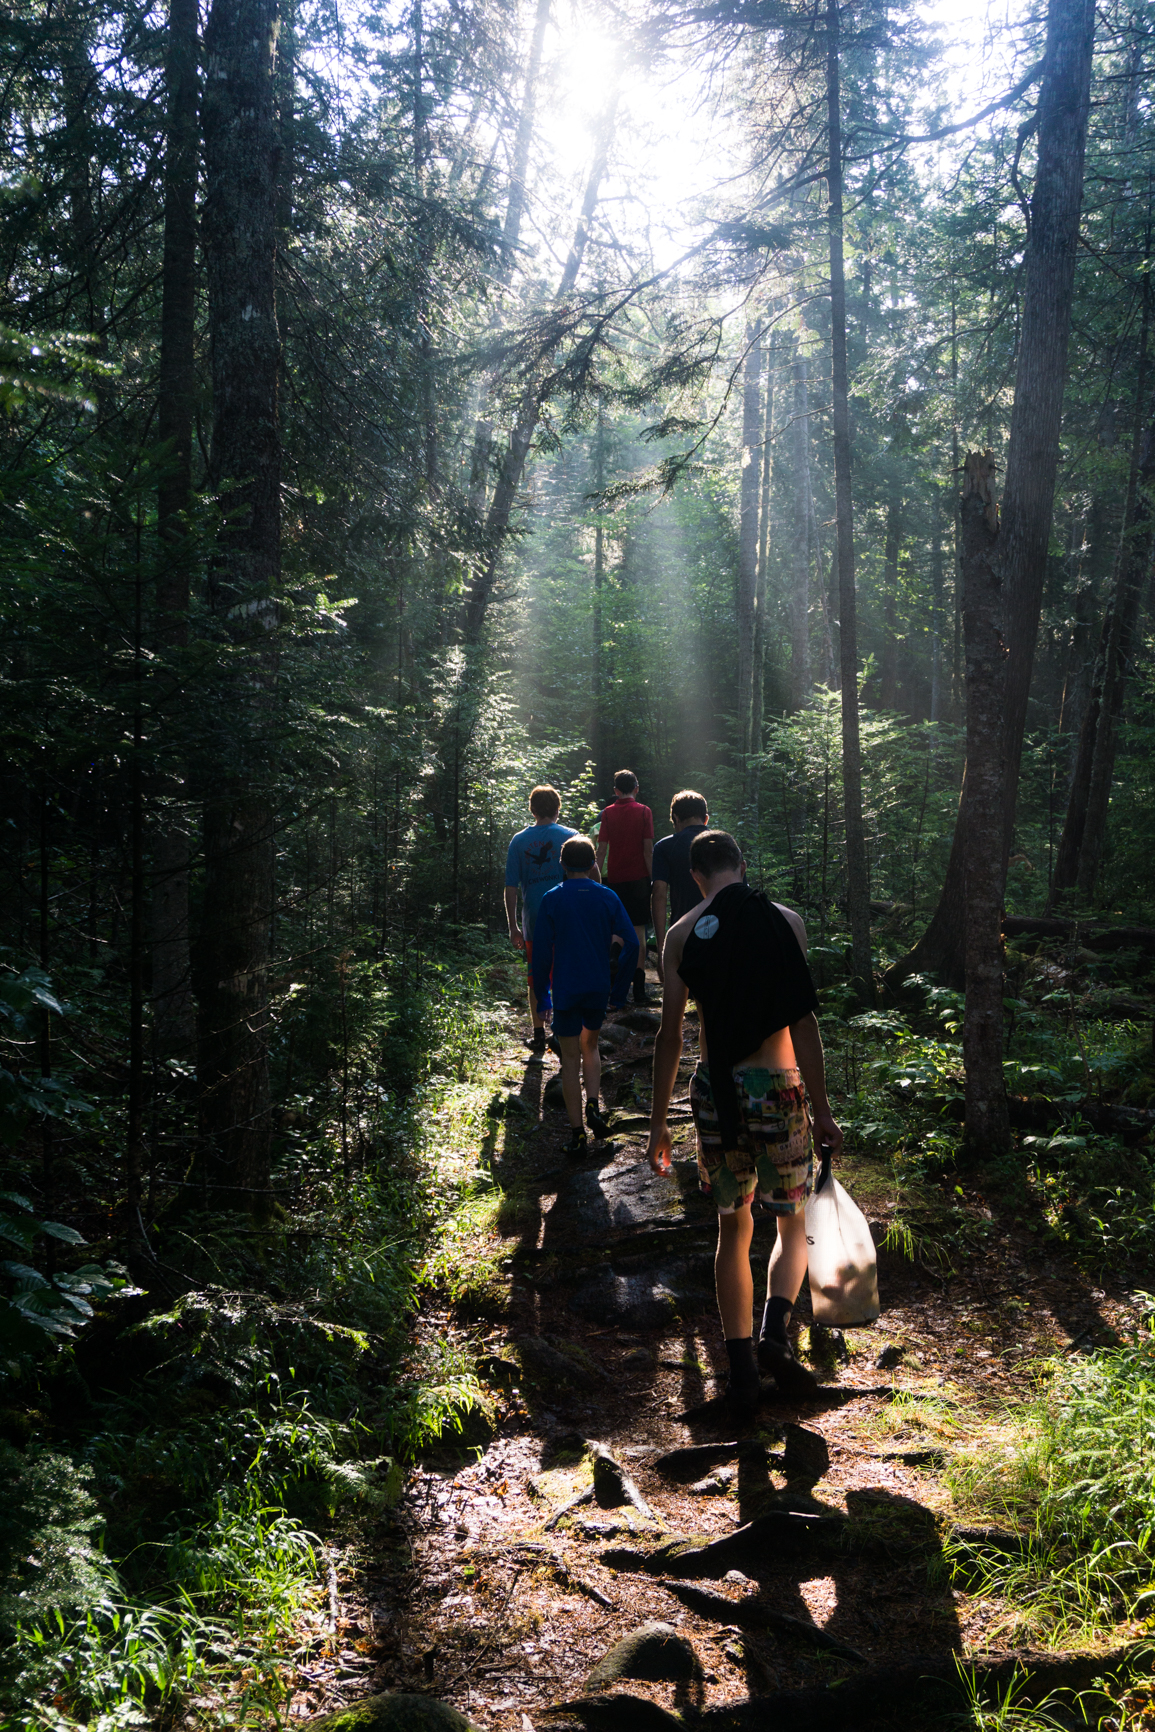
left=634, top=967, right=645, bottom=990
left=761, top=1296, right=793, bottom=1346
left=726, top=1335, right=758, bottom=1378
left=530, top=1027, right=546, bottom=1046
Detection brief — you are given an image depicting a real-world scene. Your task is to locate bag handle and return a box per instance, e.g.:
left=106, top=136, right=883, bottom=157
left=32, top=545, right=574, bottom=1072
left=814, top=1143, right=833, bottom=1195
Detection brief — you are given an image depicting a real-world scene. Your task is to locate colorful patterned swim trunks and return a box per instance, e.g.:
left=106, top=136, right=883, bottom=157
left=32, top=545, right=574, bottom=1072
left=688, top=1063, right=814, bottom=1215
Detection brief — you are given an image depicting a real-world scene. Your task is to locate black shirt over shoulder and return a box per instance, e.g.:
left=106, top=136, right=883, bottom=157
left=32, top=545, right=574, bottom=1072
left=677, top=883, right=819, bottom=1149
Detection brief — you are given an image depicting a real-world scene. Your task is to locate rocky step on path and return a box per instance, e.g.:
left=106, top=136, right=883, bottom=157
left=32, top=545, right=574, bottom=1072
left=295, top=1009, right=1141, bottom=1731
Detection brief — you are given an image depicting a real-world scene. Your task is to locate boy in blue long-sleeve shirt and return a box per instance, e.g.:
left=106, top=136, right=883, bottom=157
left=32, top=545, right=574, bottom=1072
left=532, top=835, right=640, bottom=1156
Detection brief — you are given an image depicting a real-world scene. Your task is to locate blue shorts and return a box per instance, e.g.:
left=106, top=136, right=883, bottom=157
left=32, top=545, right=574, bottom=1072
left=553, top=994, right=609, bottom=1039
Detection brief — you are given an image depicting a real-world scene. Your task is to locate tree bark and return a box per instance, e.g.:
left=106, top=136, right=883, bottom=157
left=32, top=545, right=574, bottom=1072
left=826, top=0, right=873, bottom=1004
left=879, top=456, right=901, bottom=711
left=591, top=402, right=607, bottom=789
left=960, top=455, right=1011, bottom=1157
left=752, top=340, right=776, bottom=759
left=465, top=0, right=551, bottom=518
left=790, top=343, right=813, bottom=709
left=1076, top=406, right=1155, bottom=896
left=883, top=0, right=1094, bottom=992
left=738, top=321, right=762, bottom=755
left=462, top=90, right=618, bottom=643
left=196, top=0, right=282, bottom=1208
left=151, top=0, right=200, bottom=1059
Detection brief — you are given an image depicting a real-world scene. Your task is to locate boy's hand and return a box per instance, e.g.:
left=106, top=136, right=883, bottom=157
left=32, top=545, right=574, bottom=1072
left=510, top=930, right=525, bottom=951
left=812, top=1108, right=843, bottom=1160
left=646, top=1123, right=673, bottom=1176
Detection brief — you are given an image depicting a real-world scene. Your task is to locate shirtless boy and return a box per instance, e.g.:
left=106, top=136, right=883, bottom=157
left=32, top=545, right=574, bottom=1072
left=646, top=829, right=844, bottom=1419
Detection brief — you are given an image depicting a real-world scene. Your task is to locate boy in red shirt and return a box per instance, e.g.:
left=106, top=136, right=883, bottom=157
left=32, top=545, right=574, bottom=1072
left=595, top=769, right=654, bottom=1004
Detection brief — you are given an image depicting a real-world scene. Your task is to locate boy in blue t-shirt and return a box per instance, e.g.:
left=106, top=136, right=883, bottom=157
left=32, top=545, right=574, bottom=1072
left=504, top=785, right=575, bottom=1054
left=531, top=836, right=639, bottom=1156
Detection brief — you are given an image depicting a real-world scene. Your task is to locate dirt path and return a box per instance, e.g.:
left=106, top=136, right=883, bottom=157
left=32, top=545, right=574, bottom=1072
left=296, top=985, right=1142, bottom=1729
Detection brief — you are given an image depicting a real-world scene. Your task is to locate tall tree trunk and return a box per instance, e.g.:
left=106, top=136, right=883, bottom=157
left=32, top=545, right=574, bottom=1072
left=790, top=343, right=813, bottom=709
left=884, top=0, right=1094, bottom=994
left=738, top=321, right=762, bottom=757
left=930, top=485, right=946, bottom=723
left=466, top=0, right=552, bottom=516
left=463, top=90, right=618, bottom=643
left=591, top=402, right=606, bottom=789
left=879, top=456, right=902, bottom=711
left=826, top=0, right=872, bottom=1004
left=196, top=0, right=282, bottom=1209
left=1076, top=404, right=1155, bottom=896
left=752, top=340, right=776, bottom=757
left=960, top=454, right=1011, bottom=1156
left=1053, top=600, right=1109, bottom=892
left=151, top=0, right=199, bottom=1059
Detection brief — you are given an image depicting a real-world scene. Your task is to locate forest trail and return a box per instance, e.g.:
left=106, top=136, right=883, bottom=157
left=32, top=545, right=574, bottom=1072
left=298, top=966, right=1142, bottom=1730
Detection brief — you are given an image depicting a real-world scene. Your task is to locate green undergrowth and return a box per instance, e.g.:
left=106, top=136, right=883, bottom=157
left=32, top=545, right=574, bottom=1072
left=0, top=932, right=524, bottom=1732
left=946, top=1322, right=1155, bottom=1651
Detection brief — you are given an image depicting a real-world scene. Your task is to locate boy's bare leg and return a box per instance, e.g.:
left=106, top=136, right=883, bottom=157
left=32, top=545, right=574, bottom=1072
left=715, top=1207, right=754, bottom=1338
left=580, top=1025, right=601, bottom=1102
left=558, top=1035, right=584, bottom=1127
left=768, top=1212, right=809, bottom=1300
left=527, top=977, right=545, bottom=1032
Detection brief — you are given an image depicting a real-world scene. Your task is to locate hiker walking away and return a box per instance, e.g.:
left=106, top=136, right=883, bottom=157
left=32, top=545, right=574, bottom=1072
left=504, top=785, right=575, bottom=1056
left=651, top=789, right=710, bottom=981
left=531, top=836, right=639, bottom=1156
left=595, top=769, right=654, bottom=1005
left=646, top=829, right=843, bottom=1419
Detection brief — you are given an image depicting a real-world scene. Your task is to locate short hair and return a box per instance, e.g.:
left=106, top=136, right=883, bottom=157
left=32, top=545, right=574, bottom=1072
left=561, top=835, right=596, bottom=873
left=670, top=789, right=708, bottom=823
left=689, top=829, right=743, bottom=878
left=613, top=769, right=638, bottom=795
left=529, top=784, right=561, bottom=819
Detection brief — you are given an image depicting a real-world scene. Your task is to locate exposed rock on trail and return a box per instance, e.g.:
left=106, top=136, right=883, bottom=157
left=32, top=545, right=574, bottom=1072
left=584, top=1622, right=702, bottom=1689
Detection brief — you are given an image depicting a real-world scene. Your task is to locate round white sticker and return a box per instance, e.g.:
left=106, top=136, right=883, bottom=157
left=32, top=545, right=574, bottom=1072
left=693, top=914, right=720, bottom=940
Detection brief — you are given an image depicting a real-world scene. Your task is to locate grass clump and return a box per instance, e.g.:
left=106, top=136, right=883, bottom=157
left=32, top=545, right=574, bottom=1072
left=946, top=1321, right=1155, bottom=1645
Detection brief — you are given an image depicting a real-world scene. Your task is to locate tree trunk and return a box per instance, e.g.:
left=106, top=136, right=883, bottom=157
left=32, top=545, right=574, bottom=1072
left=883, top=0, right=1094, bottom=993
left=591, top=402, right=606, bottom=789
left=879, top=457, right=902, bottom=711
left=790, top=344, right=813, bottom=709
left=1076, top=404, right=1155, bottom=896
left=752, top=340, right=776, bottom=759
left=826, top=0, right=873, bottom=1005
left=465, top=0, right=551, bottom=517
left=151, top=0, right=199, bottom=1059
left=997, top=0, right=1096, bottom=859
left=196, top=0, right=282, bottom=1209
left=462, top=90, right=618, bottom=643
left=960, top=455, right=1011, bottom=1157
left=930, top=486, right=945, bottom=723
left=1053, top=601, right=1109, bottom=893
left=738, top=321, right=762, bottom=756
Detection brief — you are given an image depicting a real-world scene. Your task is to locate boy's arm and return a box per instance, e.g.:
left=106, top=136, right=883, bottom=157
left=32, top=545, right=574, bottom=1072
left=503, top=886, right=522, bottom=948
left=644, top=837, right=654, bottom=874
left=790, top=1012, right=843, bottom=1158
left=647, top=929, right=688, bottom=1175
left=530, top=908, right=553, bottom=1005
left=609, top=902, right=639, bottom=1004
left=651, top=879, right=669, bottom=978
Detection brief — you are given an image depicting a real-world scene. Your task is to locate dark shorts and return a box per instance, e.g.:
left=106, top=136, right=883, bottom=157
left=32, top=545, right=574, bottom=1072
left=689, top=1063, right=814, bottom=1215
left=553, top=994, right=609, bottom=1039
left=609, top=878, right=651, bottom=926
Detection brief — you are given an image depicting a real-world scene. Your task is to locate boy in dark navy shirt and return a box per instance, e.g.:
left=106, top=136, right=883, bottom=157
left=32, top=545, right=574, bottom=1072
left=532, top=837, right=639, bottom=1156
